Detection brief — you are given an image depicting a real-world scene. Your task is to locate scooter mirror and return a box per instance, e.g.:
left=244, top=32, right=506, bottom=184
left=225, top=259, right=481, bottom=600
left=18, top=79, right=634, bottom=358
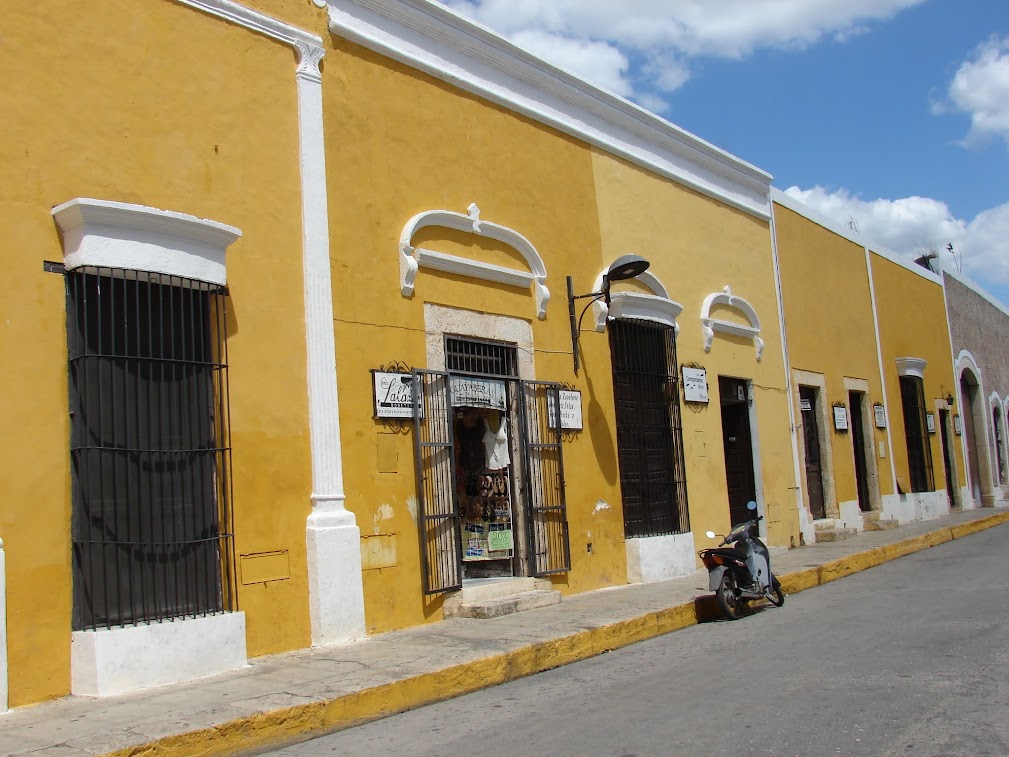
left=705, top=530, right=716, bottom=539
left=746, top=500, right=757, bottom=511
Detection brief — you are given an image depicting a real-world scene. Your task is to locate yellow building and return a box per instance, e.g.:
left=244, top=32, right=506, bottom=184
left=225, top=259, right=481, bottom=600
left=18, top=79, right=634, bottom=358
left=773, top=191, right=966, bottom=543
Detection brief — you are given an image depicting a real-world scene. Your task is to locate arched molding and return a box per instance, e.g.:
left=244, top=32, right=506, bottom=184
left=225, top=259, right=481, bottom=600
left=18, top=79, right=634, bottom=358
left=590, top=268, right=682, bottom=332
left=399, top=203, right=550, bottom=320
left=956, top=350, right=983, bottom=384
left=700, top=285, right=763, bottom=360
left=895, top=357, right=927, bottom=379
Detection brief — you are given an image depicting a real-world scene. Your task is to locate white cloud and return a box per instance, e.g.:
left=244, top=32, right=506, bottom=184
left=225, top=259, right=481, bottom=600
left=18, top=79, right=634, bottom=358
left=941, top=36, right=1009, bottom=148
left=441, top=0, right=923, bottom=104
left=782, top=186, right=1009, bottom=288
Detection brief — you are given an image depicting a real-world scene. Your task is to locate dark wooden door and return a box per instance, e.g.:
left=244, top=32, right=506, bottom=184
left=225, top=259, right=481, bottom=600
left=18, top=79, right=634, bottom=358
left=849, top=391, right=871, bottom=512
left=720, top=377, right=757, bottom=527
left=940, top=409, right=955, bottom=507
left=799, top=386, right=826, bottom=520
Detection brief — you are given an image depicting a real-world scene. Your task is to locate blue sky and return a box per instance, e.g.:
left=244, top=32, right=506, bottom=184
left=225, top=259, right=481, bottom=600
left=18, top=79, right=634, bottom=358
left=440, top=0, right=1009, bottom=308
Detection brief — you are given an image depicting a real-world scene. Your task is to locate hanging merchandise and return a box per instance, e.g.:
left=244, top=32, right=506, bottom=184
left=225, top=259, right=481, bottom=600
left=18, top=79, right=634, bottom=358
left=483, top=415, right=510, bottom=469
left=454, top=408, right=514, bottom=562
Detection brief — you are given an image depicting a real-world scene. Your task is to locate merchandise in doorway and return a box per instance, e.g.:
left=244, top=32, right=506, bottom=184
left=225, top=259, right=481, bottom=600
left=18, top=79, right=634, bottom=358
left=454, top=407, right=515, bottom=577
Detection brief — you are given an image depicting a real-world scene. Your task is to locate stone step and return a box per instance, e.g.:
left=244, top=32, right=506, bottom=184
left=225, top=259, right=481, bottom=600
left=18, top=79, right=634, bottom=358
left=446, top=589, right=563, bottom=619
left=459, top=577, right=547, bottom=604
left=863, top=518, right=899, bottom=531
left=814, top=528, right=857, bottom=543
left=813, top=518, right=837, bottom=532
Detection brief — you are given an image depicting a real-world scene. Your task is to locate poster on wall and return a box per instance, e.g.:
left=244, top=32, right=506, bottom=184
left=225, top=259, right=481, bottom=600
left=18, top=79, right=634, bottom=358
left=373, top=371, right=415, bottom=419
left=547, top=390, right=584, bottom=430
left=926, top=412, right=936, bottom=434
left=833, top=405, right=848, bottom=431
left=874, top=403, right=886, bottom=428
left=954, top=415, right=962, bottom=435
left=682, top=367, right=708, bottom=403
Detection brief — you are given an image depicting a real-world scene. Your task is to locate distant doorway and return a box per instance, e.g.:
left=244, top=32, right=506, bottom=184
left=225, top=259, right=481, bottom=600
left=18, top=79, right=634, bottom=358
left=720, top=377, right=757, bottom=527
left=849, top=391, right=871, bottom=512
left=940, top=408, right=955, bottom=508
left=800, top=385, right=826, bottom=520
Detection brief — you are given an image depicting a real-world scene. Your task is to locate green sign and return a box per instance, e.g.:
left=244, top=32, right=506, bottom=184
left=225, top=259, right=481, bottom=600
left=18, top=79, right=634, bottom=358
left=488, top=529, right=514, bottom=552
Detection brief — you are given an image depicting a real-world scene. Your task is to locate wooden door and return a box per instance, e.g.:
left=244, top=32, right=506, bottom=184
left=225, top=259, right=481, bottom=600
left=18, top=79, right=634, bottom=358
left=800, top=386, right=826, bottom=520
left=720, top=377, right=757, bottom=527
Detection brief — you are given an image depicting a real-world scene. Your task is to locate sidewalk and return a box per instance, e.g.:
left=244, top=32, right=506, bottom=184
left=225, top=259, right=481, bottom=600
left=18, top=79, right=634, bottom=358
left=4, top=507, right=1009, bottom=757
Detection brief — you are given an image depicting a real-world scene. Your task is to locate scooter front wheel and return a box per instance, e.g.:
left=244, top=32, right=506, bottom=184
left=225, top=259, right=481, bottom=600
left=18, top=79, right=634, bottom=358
left=716, top=571, right=743, bottom=620
left=767, top=575, right=785, bottom=607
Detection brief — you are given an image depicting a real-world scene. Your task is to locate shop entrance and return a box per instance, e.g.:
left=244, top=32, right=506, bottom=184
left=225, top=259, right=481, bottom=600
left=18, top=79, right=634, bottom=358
left=799, top=385, right=826, bottom=520
left=719, top=376, right=757, bottom=528
left=412, top=337, right=570, bottom=595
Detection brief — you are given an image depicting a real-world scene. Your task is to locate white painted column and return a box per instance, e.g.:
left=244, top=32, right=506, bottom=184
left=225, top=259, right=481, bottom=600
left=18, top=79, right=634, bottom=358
left=295, top=42, right=367, bottom=646
left=0, top=537, right=7, bottom=713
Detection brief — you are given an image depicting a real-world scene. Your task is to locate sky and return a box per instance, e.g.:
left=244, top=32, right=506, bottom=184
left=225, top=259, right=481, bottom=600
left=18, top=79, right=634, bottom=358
left=437, top=0, right=1009, bottom=308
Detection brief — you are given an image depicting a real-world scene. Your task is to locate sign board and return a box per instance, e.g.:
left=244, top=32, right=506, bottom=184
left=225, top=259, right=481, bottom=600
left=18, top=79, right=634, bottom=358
left=487, top=528, right=514, bottom=552
left=373, top=371, right=415, bottom=419
left=548, top=390, right=584, bottom=430
left=874, top=404, right=886, bottom=428
left=800, top=399, right=812, bottom=412
left=833, top=405, right=848, bottom=431
left=954, top=415, right=962, bottom=435
left=926, top=412, right=936, bottom=434
left=450, top=376, right=506, bottom=410
left=682, top=367, right=708, bottom=403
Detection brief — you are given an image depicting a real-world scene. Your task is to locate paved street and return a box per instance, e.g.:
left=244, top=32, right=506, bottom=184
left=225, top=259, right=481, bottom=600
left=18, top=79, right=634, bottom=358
left=263, top=523, right=1009, bottom=757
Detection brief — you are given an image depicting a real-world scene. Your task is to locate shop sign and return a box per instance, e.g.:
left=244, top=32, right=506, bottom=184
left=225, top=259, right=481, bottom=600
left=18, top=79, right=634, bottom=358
left=800, top=399, right=812, bottom=412
left=487, top=528, right=514, bottom=552
left=548, top=390, right=583, bottom=430
left=833, top=404, right=848, bottom=431
left=874, top=403, right=886, bottom=428
left=926, top=412, right=936, bottom=434
left=450, top=376, right=507, bottom=410
left=682, top=367, right=709, bottom=403
left=954, top=415, right=962, bottom=436
left=373, top=371, right=415, bottom=419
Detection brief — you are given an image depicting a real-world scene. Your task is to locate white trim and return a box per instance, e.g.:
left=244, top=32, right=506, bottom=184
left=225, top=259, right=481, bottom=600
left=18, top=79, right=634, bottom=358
left=700, top=286, right=764, bottom=360
left=71, top=614, right=247, bottom=697
left=590, top=268, right=682, bottom=332
left=864, top=245, right=899, bottom=494
left=324, top=0, right=772, bottom=220
left=400, top=204, right=550, bottom=319
left=51, top=198, right=241, bottom=285
left=957, top=350, right=994, bottom=504
left=177, top=0, right=366, bottom=644
left=895, top=357, right=927, bottom=379
left=771, top=189, right=942, bottom=286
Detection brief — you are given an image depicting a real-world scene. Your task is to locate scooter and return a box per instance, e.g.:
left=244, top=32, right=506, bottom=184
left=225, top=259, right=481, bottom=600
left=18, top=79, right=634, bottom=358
left=699, top=501, right=785, bottom=620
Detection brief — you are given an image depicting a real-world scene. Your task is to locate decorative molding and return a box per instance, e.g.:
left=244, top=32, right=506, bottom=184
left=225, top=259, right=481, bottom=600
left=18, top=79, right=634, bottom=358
left=295, top=40, right=325, bottom=82
left=700, top=285, right=764, bottom=360
left=895, top=357, right=927, bottom=379
left=51, top=198, right=241, bottom=285
left=325, top=0, right=772, bottom=220
left=589, top=268, right=682, bottom=333
left=176, top=0, right=323, bottom=49
left=400, top=203, right=550, bottom=319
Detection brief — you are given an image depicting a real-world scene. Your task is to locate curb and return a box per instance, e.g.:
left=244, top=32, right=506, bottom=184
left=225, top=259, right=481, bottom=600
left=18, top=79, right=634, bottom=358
left=104, top=510, right=1009, bottom=757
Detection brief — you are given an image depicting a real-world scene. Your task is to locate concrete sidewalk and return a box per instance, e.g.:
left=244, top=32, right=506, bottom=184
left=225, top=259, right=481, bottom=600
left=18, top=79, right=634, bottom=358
left=4, top=507, right=1008, bottom=757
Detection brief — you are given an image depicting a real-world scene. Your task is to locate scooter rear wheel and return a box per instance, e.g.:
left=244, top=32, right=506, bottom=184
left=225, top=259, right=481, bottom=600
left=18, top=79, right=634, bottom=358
left=716, top=572, right=743, bottom=620
left=767, top=575, right=785, bottom=607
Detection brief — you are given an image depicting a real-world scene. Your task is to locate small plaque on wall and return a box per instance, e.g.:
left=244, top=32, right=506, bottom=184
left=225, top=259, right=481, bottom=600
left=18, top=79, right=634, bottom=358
left=926, top=412, right=936, bottom=434
left=874, top=403, right=886, bottom=428
left=954, top=415, right=962, bottom=436
left=833, top=405, right=848, bottom=431
left=682, top=367, right=708, bottom=403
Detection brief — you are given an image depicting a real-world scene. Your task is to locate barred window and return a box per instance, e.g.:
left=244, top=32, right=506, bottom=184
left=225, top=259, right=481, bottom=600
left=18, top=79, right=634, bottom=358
left=609, top=319, right=689, bottom=538
left=67, top=268, right=236, bottom=630
left=898, top=375, right=934, bottom=494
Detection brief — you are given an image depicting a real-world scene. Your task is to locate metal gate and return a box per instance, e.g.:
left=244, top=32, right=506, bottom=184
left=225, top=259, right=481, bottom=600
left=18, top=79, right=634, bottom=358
left=412, top=370, right=462, bottom=594
left=519, top=381, right=571, bottom=575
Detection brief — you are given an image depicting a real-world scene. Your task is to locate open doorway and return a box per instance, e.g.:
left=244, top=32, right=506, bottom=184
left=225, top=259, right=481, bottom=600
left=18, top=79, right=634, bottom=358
left=719, top=376, right=757, bottom=527
left=799, top=385, right=826, bottom=520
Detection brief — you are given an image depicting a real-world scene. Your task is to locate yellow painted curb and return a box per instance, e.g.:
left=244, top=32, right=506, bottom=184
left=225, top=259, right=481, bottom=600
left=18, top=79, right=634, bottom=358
left=100, top=513, right=1009, bottom=757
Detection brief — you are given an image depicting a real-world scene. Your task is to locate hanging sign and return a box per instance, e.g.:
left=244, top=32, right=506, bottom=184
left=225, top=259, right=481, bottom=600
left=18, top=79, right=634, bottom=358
left=926, top=412, right=936, bottom=434
left=682, top=367, right=709, bottom=403
left=874, top=403, right=886, bottom=428
left=547, top=390, right=584, bottom=430
left=833, top=405, right=848, bottom=431
left=800, top=399, right=812, bottom=412
left=372, top=371, right=415, bottom=419
left=451, top=376, right=507, bottom=410
left=954, top=415, right=962, bottom=436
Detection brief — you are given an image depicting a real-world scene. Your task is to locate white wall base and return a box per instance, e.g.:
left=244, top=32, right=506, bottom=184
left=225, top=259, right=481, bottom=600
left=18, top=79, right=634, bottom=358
left=881, top=490, right=950, bottom=525
left=625, top=532, right=697, bottom=584
left=959, top=485, right=976, bottom=509
left=0, top=539, right=7, bottom=713
left=836, top=500, right=866, bottom=532
left=71, top=613, right=247, bottom=697
left=306, top=510, right=367, bottom=647
left=796, top=503, right=816, bottom=547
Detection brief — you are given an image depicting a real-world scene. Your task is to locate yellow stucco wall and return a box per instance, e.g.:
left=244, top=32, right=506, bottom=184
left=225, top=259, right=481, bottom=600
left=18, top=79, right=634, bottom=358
left=870, top=254, right=966, bottom=494
left=0, top=1, right=315, bottom=705
left=773, top=203, right=894, bottom=508
left=591, top=157, right=799, bottom=550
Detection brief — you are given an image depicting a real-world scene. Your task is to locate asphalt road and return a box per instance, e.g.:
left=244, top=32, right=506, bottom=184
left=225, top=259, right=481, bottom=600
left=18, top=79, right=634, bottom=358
left=265, top=523, right=1009, bottom=756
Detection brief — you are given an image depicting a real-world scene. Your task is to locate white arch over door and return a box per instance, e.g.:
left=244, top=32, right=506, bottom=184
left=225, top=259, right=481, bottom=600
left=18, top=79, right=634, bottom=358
left=590, top=267, right=683, bottom=332
left=700, top=285, right=764, bottom=360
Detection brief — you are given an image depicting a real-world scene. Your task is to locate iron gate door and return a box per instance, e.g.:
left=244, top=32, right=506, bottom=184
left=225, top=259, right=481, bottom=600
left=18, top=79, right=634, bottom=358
left=518, top=381, right=571, bottom=576
left=412, top=370, right=463, bottom=594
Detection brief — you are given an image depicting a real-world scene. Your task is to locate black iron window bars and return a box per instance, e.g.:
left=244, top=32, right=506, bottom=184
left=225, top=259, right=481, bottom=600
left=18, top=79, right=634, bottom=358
left=66, top=267, right=236, bottom=631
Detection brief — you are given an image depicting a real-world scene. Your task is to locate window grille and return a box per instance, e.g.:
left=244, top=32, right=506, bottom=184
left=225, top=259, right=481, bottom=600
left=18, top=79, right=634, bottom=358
left=609, top=319, right=689, bottom=537
left=66, top=267, right=236, bottom=630
left=898, top=375, right=934, bottom=493
left=445, top=336, right=518, bottom=378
